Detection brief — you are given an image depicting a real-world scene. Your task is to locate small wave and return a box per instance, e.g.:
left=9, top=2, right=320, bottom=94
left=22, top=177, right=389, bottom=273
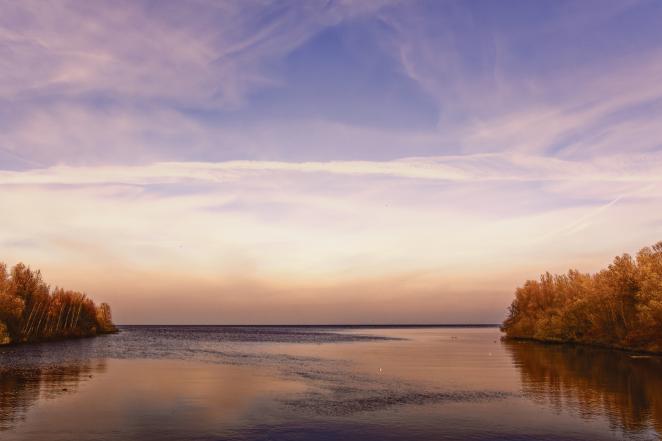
left=282, top=390, right=512, bottom=416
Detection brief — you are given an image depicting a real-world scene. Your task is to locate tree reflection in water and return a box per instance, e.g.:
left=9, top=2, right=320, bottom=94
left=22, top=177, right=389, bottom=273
left=0, top=361, right=106, bottom=431
left=506, top=340, right=662, bottom=437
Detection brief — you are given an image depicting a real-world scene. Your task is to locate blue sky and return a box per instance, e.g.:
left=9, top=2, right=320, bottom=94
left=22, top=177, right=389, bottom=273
left=1, top=0, right=661, bottom=323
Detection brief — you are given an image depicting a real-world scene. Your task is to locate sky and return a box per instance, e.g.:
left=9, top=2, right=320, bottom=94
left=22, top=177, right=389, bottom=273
left=1, top=0, right=662, bottom=324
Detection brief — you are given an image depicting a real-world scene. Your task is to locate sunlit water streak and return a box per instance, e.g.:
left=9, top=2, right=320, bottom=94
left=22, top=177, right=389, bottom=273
left=0, top=326, right=659, bottom=440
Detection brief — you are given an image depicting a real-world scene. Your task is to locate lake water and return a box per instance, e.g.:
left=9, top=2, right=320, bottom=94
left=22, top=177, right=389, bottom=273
left=0, top=326, right=660, bottom=440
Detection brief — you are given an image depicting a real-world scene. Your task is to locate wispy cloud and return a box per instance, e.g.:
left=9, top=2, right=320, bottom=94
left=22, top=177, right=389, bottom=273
left=0, top=0, right=391, bottom=107
left=2, top=0, right=662, bottom=168
left=2, top=153, right=662, bottom=186
left=382, top=1, right=662, bottom=157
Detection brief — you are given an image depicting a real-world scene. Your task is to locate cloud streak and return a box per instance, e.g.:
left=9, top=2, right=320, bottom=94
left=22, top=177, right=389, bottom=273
left=0, top=0, right=392, bottom=106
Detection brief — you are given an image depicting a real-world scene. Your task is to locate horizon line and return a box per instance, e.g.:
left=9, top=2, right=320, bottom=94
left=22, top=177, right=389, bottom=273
left=115, top=323, right=502, bottom=327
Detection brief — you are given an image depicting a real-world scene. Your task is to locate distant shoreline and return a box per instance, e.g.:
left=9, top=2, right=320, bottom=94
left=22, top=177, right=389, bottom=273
left=114, top=324, right=502, bottom=328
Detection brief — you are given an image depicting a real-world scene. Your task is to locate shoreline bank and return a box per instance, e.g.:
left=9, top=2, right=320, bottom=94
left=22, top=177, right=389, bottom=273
left=0, top=323, right=119, bottom=346
left=502, top=335, right=662, bottom=357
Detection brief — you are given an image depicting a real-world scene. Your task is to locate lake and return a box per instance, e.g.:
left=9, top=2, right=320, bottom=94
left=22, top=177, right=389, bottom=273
left=0, top=326, right=660, bottom=440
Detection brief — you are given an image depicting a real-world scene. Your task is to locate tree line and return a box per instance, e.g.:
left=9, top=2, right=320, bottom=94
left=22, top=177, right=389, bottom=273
left=0, top=262, right=117, bottom=344
left=502, top=241, right=662, bottom=353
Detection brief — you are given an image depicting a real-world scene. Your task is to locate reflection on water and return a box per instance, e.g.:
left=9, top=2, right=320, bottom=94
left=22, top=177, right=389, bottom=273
left=507, top=340, right=662, bottom=436
left=0, top=361, right=106, bottom=431
left=0, top=327, right=660, bottom=440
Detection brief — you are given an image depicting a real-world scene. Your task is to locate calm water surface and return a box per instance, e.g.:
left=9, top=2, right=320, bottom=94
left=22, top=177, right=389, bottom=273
left=0, top=326, right=660, bottom=440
